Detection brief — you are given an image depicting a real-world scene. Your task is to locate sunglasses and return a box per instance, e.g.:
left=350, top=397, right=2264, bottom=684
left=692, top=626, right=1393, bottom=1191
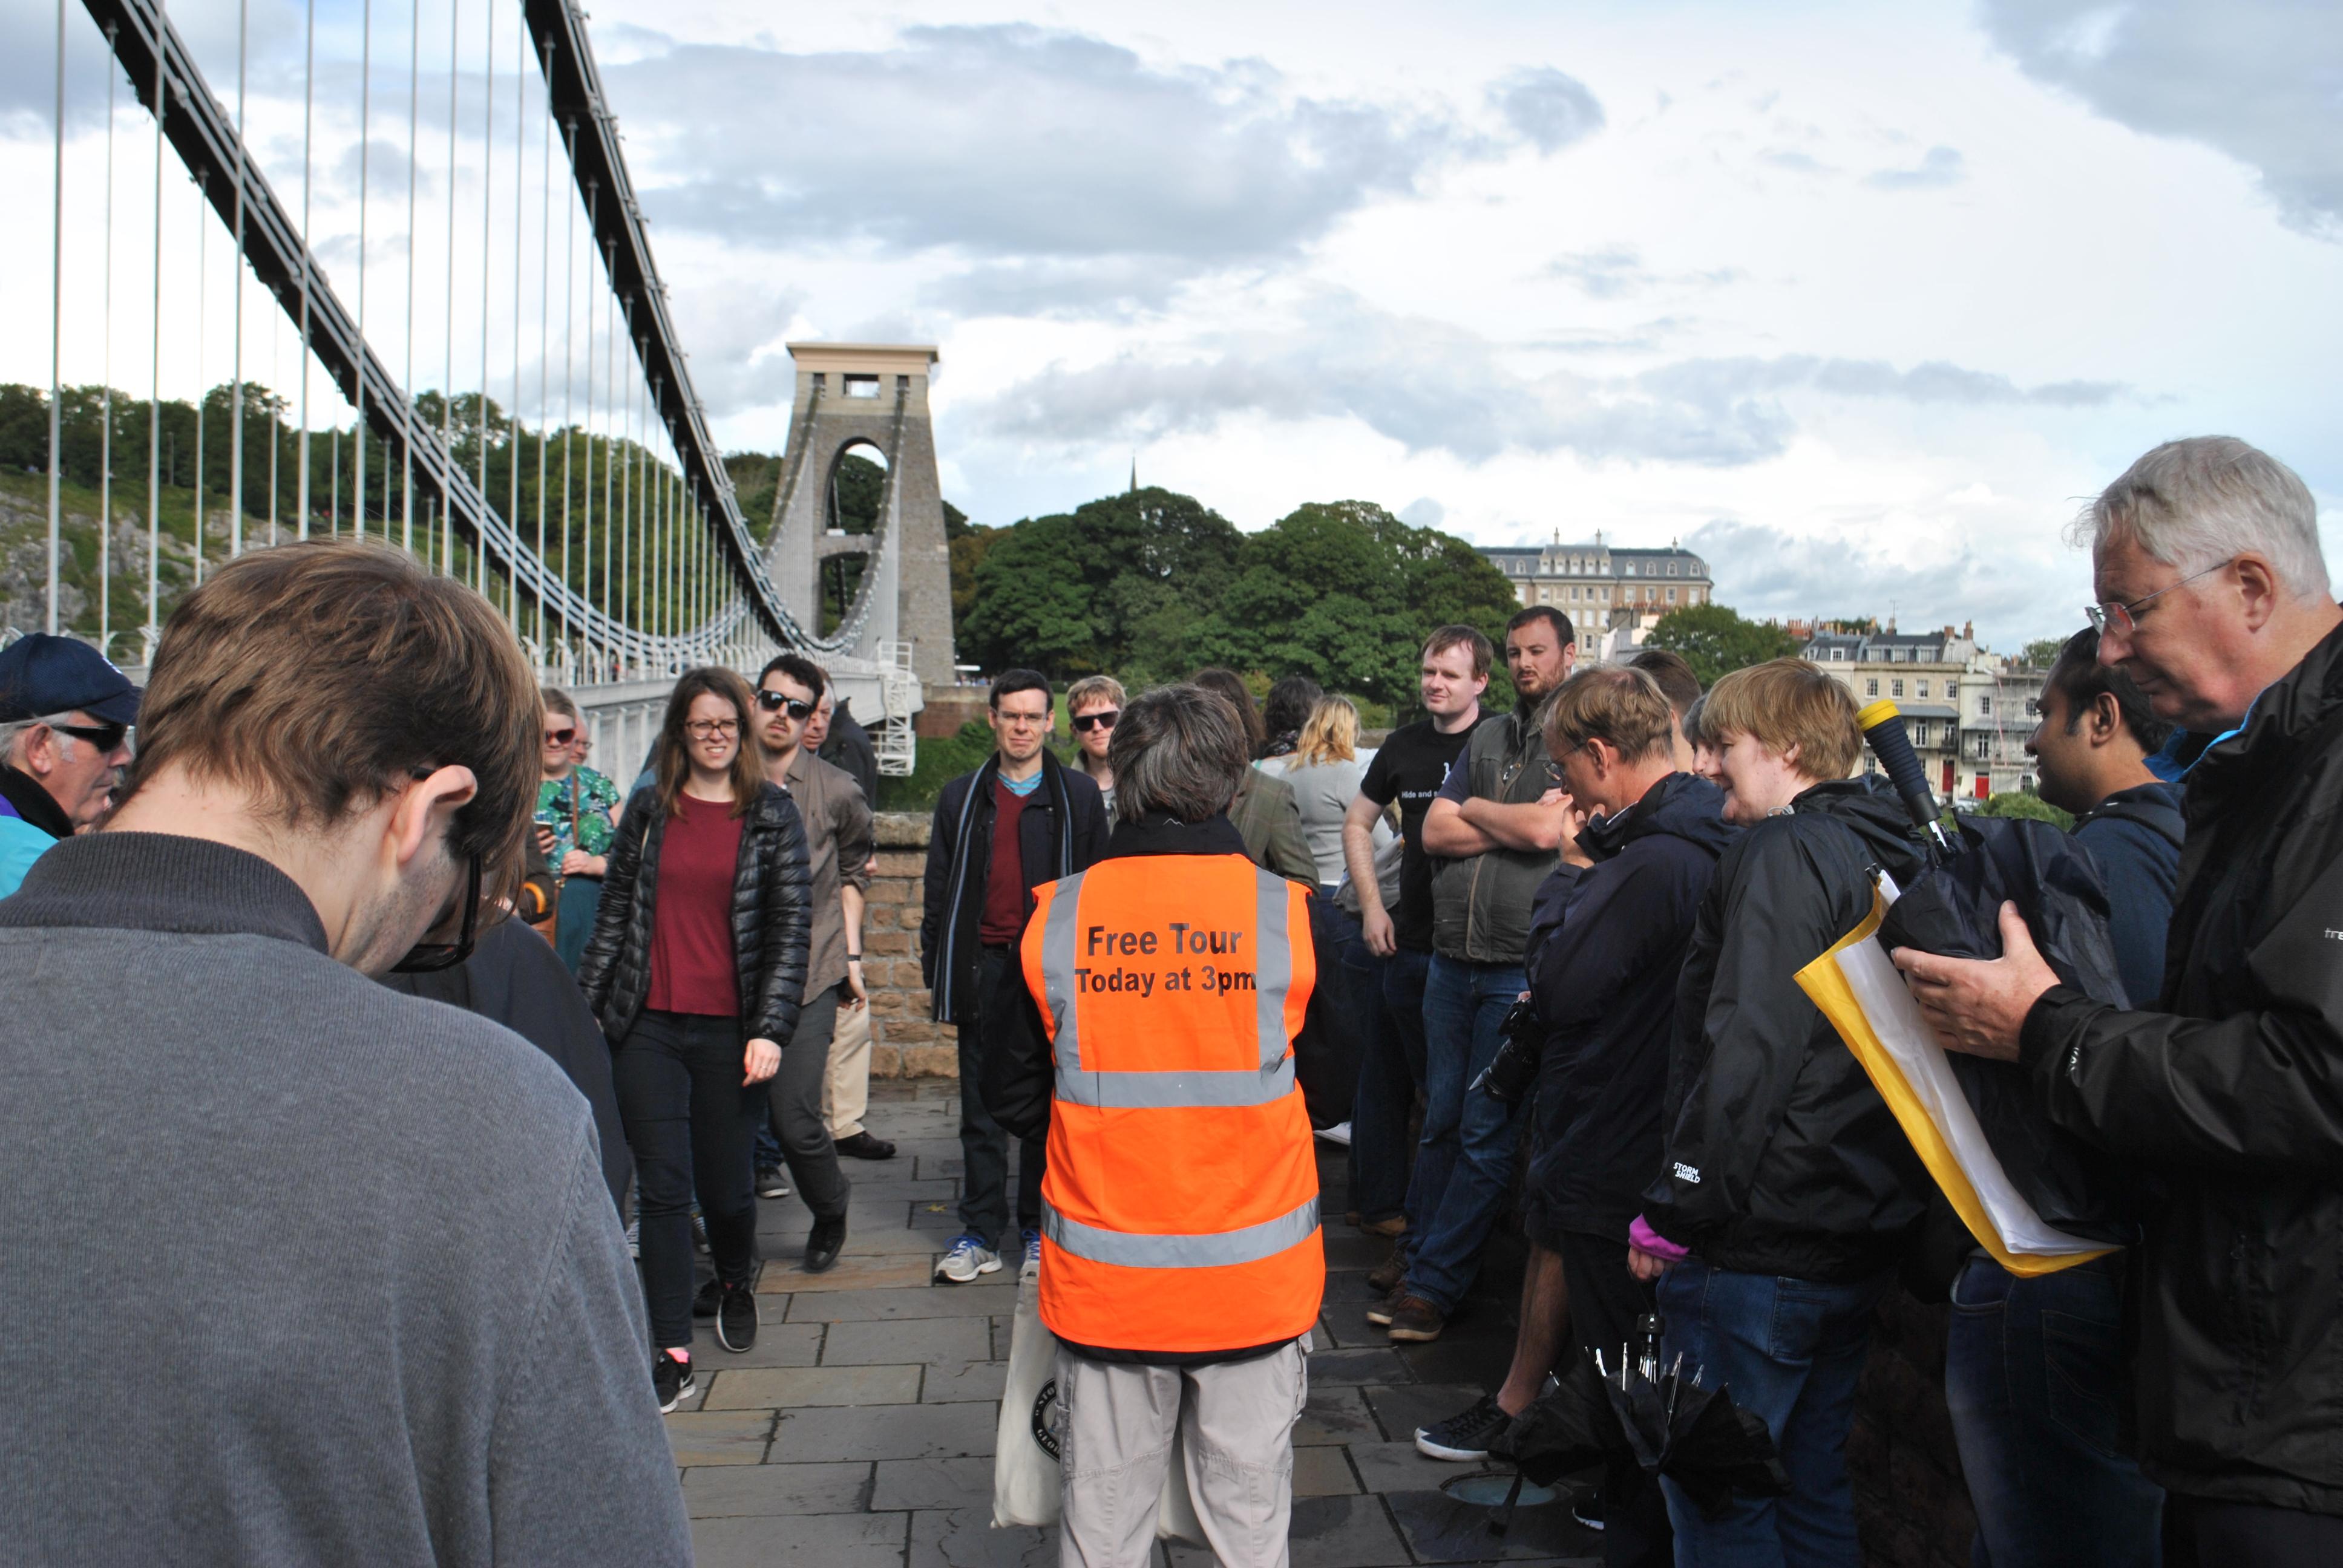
left=53, top=721, right=129, bottom=751
left=543, top=726, right=577, bottom=746
left=1070, top=709, right=1119, bottom=734
left=389, top=854, right=482, bottom=974
left=755, top=690, right=816, bottom=720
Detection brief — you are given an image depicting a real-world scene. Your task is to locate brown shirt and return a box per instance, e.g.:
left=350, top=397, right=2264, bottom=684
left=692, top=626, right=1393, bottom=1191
left=779, top=747, right=876, bottom=1001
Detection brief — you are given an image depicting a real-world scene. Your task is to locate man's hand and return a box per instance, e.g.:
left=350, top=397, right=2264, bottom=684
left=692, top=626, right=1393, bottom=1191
left=845, top=958, right=868, bottom=1006
left=1890, top=903, right=2057, bottom=1063
left=560, top=849, right=604, bottom=877
left=743, top=1037, right=782, bottom=1085
left=1628, top=1244, right=1676, bottom=1283
left=1362, top=903, right=1397, bottom=958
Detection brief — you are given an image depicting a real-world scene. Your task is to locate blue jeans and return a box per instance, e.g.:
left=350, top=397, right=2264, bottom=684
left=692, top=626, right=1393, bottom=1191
left=1340, top=926, right=1404, bottom=1225
left=1399, top=954, right=1527, bottom=1315
left=1946, top=1254, right=2163, bottom=1568
left=1657, top=1258, right=1892, bottom=1567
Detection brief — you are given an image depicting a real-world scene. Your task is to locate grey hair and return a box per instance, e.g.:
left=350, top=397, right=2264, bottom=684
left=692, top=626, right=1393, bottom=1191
left=1, top=711, right=82, bottom=766
left=2066, top=436, right=2327, bottom=600
left=1106, top=684, right=1250, bottom=825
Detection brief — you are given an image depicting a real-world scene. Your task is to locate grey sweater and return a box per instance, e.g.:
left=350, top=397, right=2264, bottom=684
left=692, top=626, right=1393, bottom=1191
left=0, top=832, right=690, bottom=1566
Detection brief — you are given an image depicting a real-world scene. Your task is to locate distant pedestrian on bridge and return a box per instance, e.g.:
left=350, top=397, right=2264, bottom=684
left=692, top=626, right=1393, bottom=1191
left=535, top=687, right=621, bottom=973
left=0, top=542, right=689, bottom=1565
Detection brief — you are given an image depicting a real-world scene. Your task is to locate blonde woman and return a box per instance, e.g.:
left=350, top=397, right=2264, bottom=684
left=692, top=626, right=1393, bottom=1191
left=1277, top=697, right=1391, bottom=893
left=1065, top=675, right=1125, bottom=818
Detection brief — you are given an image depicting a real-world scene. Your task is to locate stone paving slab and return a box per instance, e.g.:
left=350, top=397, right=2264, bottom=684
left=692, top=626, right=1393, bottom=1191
left=702, top=1362, right=923, bottom=1410
left=687, top=1509, right=908, bottom=1568
left=770, top=1398, right=999, bottom=1462
left=824, top=1315, right=990, bottom=1365
left=788, top=1282, right=1018, bottom=1321
left=681, top=1460, right=873, bottom=1517
left=758, top=1253, right=939, bottom=1295
left=908, top=1507, right=1058, bottom=1567
left=688, top=1318, right=825, bottom=1369
left=664, top=1408, right=775, bottom=1466
left=1385, top=1488, right=1601, bottom=1563
left=871, top=1455, right=997, bottom=1513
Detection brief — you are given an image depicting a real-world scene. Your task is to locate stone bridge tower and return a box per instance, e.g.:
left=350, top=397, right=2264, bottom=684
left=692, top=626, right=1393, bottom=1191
left=768, top=343, right=957, bottom=684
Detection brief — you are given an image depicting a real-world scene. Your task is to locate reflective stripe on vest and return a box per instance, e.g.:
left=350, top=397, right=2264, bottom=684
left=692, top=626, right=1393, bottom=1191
left=1044, top=1192, right=1320, bottom=1270
left=1040, top=866, right=1296, bottom=1108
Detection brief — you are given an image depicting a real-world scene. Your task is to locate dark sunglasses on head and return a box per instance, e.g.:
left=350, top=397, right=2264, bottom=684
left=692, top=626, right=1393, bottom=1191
left=543, top=726, right=577, bottom=746
left=390, top=854, right=482, bottom=974
left=755, top=689, right=816, bottom=720
left=52, top=721, right=129, bottom=751
left=1070, top=709, right=1119, bottom=734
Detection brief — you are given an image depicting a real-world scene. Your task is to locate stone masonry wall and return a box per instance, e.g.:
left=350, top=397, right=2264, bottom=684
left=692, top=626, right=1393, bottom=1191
left=860, top=812, right=958, bottom=1079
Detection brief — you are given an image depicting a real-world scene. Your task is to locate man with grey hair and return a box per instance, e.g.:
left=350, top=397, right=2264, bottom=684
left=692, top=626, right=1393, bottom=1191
left=984, top=684, right=1324, bottom=1568
left=1894, top=436, right=2343, bottom=1564
left=0, top=634, right=140, bottom=898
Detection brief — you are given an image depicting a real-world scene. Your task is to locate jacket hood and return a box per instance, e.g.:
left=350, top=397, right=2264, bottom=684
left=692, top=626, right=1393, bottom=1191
left=1584, top=772, right=1735, bottom=864
left=1791, top=776, right=1934, bottom=884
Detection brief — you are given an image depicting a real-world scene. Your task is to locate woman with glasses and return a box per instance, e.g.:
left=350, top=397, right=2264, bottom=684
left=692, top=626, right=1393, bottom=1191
left=1065, top=675, right=1124, bottom=818
left=580, top=667, right=813, bottom=1412
left=536, top=689, right=623, bottom=973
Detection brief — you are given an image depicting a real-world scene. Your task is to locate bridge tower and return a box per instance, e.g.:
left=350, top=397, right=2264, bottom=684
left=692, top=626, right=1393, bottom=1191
left=768, top=344, right=957, bottom=686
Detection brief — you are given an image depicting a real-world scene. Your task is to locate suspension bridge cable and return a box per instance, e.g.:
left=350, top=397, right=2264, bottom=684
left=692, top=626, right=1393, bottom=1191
left=508, top=0, right=524, bottom=634
left=475, top=0, right=493, bottom=603
left=50, top=0, right=67, bottom=635
left=352, top=0, right=369, bottom=541
left=580, top=178, right=597, bottom=679
left=534, top=28, right=551, bottom=657
left=440, top=0, right=457, bottom=572
left=402, top=0, right=419, bottom=553
left=297, top=0, right=312, bottom=539
left=230, top=0, right=245, bottom=560
left=103, top=22, right=119, bottom=650
left=191, top=167, right=205, bottom=584
left=146, top=27, right=162, bottom=654
left=557, top=111, right=573, bottom=664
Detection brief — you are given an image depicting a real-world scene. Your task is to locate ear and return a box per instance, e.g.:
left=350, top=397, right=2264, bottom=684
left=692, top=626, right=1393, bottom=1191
left=387, top=765, right=479, bottom=869
left=2234, top=554, right=2282, bottom=632
left=2084, top=691, right=2123, bottom=748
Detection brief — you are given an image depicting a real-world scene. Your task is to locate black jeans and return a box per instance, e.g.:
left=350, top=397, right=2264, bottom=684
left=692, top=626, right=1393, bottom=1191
left=2166, top=1495, right=2343, bottom=1568
left=959, top=946, right=1044, bottom=1249
left=614, top=1009, right=759, bottom=1349
left=763, top=986, right=849, bottom=1221
left=1556, top=1230, right=1673, bottom=1568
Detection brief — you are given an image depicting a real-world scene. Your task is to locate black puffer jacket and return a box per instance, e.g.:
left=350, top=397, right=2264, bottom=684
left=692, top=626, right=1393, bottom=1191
left=2022, top=616, right=2343, bottom=1515
left=578, top=782, right=812, bottom=1048
left=1643, top=777, right=1934, bottom=1282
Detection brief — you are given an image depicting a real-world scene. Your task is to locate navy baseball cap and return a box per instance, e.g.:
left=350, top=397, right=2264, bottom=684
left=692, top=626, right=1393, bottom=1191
left=0, top=634, right=142, bottom=726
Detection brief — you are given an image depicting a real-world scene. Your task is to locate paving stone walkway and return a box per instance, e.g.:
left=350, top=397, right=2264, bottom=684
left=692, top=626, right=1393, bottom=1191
left=668, top=1080, right=1601, bottom=1567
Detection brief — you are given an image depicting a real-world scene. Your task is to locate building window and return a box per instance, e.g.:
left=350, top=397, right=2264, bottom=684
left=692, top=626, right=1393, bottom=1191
left=1668, top=561, right=1679, bottom=575
left=1974, top=736, right=1990, bottom=760
left=1831, top=648, right=1846, bottom=662
left=1892, top=679, right=1904, bottom=698
left=1979, top=694, right=1994, bottom=716
left=844, top=373, right=881, bottom=399
left=1666, top=587, right=1677, bottom=604
left=1865, top=678, right=1879, bottom=696
left=1917, top=680, right=1929, bottom=697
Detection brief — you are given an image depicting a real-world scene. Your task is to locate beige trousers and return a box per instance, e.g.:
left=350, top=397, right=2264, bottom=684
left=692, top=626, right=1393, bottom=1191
left=822, top=995, right=872, bottom=1140
left=1056, top=1340, right=1307, bottom=1568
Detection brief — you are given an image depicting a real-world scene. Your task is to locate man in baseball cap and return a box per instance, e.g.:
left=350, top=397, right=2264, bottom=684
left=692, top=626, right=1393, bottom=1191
left=0, top=634, right=140, bottom=898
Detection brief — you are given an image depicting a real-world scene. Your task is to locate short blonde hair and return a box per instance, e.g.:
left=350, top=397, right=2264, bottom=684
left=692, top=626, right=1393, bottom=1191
left=1066, top=675, right=1126, bottom=714
left=1699, top=658, right=1861, bottom=780
left=1294, top=697, right=1360, bottom=767
left=1544, top=666, right=1674, bottom=765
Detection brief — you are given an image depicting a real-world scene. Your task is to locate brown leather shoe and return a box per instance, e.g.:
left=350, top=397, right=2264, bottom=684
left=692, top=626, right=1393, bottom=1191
left=1366, top=1246, right=1406, bottom=1296
left=1363, top=1289, right=1403, bottom=1327
left=1360, top=1214, right=1407, bottom=1238
left=1384, top=1295, right=1447, bottom=1342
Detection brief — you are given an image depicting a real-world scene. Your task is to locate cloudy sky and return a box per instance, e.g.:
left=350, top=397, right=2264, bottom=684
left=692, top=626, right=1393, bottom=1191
left=7, top=0, right=2338, bottom=649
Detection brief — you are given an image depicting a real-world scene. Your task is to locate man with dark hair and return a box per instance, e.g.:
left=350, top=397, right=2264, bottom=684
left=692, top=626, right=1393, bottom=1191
left=1938, top=627, right=2178, bottom=1568
left=922, top=668, right=1110, bottom=1282
left=1626, top=648, right=1702, bottom=767
left=0, top=633, right=140, bottom=897
left=0, top=542, right=688, bottom=1564
left=813, top=688, right=879, bottom=807
left=1344, top=625, right=1493, bottom=1270
left=1378, top=607, right=1578, bottom=1344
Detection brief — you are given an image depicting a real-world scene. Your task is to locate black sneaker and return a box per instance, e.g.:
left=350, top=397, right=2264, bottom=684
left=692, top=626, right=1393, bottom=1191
left=692, top=1276, right=722, bottom=1319
left=833, top=1131, right=897, bottom=1160
left=755, top=1166, right=790, bottom=1199
left=804, top=1215, right=847, bottom=1275
left=715, top=1281, right=759, bottom=1352
left=1571, top=1488, right=1605, bottom=1532
left=691, top=1214, right=710, bottom=1254
left=653, top=1351, right=695, bottom=1413
left=1414, top=1393, right=1513, bottom=1462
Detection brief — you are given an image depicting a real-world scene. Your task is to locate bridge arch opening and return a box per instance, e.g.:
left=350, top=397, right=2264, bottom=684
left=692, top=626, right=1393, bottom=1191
left=821, top=440, right=888, bottom=634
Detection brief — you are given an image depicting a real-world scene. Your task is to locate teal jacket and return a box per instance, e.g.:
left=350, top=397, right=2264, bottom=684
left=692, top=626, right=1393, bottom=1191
left=0, top=765, right=71, bottom=900
left=0, top=814, right=55, bottom=900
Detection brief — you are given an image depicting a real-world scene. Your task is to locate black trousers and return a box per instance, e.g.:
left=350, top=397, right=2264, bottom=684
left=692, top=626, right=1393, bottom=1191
left=958, top=946, right=1045, bottom=1249
left=614, top=1009, right=759, bottom=1349
left=2165, top=1494, right=2343, bottom=1568
left=1556, top=1229, right=1673, bottom=1568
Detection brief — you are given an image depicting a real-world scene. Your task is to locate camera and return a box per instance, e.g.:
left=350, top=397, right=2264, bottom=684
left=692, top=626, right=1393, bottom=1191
left=1471, top=996, right=1545, bottom=1106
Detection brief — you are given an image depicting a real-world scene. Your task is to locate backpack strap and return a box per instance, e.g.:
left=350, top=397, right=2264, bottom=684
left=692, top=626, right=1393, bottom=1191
left=2083, top=796, right=2184, bottom=848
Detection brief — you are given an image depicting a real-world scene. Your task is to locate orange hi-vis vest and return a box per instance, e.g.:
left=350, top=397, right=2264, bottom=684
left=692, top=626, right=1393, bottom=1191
left=1021, top=851, right=1325, bottom=1354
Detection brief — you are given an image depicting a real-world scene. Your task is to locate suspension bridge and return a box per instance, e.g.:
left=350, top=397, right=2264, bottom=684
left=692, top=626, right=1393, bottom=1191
left=19, top=0, right=955, bottom=773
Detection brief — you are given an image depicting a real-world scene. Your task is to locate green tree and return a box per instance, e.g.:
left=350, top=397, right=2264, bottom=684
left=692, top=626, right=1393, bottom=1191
left=1973, top=791, right=2073, bottom=829
left=2019, top=636, right=2069, bottom=670
left=1645, top=602, right=1801, bottom=687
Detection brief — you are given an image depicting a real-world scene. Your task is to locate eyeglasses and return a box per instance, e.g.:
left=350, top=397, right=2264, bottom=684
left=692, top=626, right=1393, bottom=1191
left=685, top=719, right=740, bottom=740
left=1070, top=709, right=1119, bottom=734
left=543, top=726, right=577, bottom=747
left=994, top=709, right=1050, bottom=727
left=389, top=855, right=482, bottom=974
left=2085, top=558, right=2233, bottom=637
left=51, top=721, right=129, bottom=752
left=755, top=690, right=816, bottom=720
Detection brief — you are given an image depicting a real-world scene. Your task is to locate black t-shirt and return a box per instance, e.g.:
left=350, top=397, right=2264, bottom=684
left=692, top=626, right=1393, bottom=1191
left=1359, top=712, right=1489, bottom=953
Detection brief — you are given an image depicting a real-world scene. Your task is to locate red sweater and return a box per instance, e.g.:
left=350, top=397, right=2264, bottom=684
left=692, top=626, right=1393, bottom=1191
left=977, top=779, right=1031, bottom=945
left=647, top=795, right=744, bottom=1016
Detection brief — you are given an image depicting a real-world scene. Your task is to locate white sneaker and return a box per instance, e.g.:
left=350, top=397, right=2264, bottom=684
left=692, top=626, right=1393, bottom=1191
left=1314, top=1122, right=1353, bottom=1146
left=936, top=1232, right=1001, bottom=1284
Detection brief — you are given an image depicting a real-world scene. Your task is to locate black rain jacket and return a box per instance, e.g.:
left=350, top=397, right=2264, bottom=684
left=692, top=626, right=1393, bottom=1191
left=1643, top=776, right=1934, bottom=1282
left=920, top=751, right=1109, bottom=1024
left=1525, top=773, right=1737, bottom=1245
left=2021, top=617, right=2343, bottom=1515
left=578, top=782, right=812, bottom=1048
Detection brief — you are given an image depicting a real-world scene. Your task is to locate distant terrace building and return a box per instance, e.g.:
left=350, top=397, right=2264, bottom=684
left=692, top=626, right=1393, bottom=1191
left=1804, top=623, right=2045, bottom=802
left=1479, top=533, right=1714, bottom=658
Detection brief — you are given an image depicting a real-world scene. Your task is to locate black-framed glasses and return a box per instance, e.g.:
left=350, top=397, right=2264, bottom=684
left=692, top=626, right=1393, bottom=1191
left=389, top=854, right=482, bottom=974
left=755, top=689, right=816, bottom=720
left=685, top=718, right=741, bottom=739
left=51, top=721, right=129, bottom=752
left=1070, top=709, right=1119, bottom=734
left=2085, top=558, right=2234, bottom=637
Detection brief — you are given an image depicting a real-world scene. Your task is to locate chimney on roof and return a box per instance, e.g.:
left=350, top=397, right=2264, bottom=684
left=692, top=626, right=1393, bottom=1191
left=1964, top=620, right=1974, bottom=639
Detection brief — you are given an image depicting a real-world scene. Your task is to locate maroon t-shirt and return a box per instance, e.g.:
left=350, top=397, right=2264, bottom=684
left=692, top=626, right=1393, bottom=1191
left=647, top=794, right=745, bottom=1017
left=977, top=779, right=1031, bottom=945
